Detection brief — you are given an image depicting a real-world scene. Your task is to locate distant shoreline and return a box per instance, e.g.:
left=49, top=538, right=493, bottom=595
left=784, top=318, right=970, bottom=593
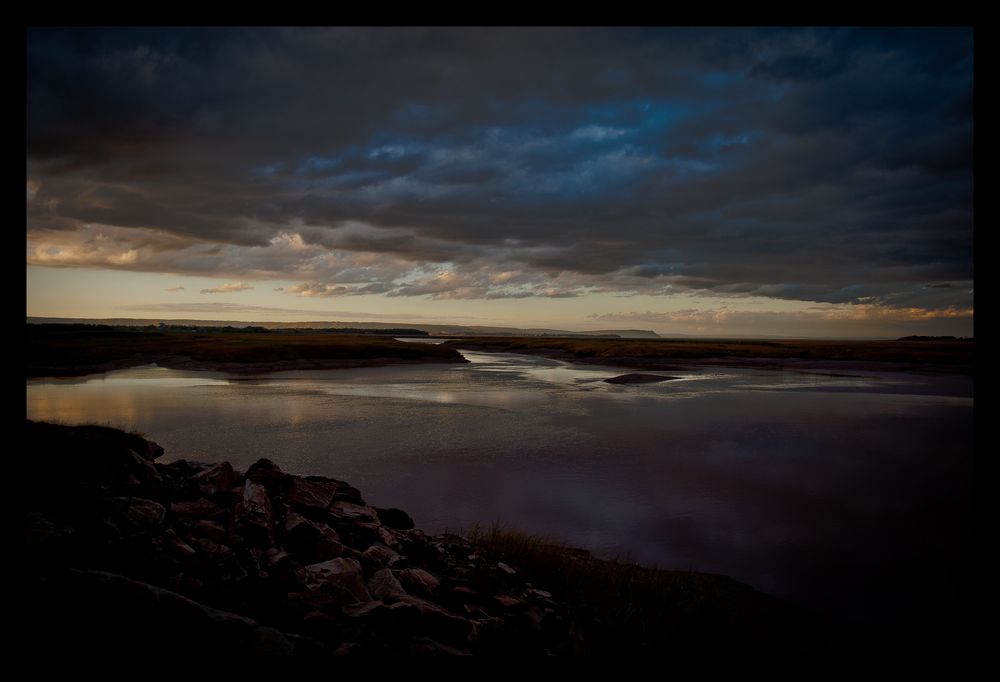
left=446, top=337, right=974, bottom=375
left=26, top=326, right=468, bottom=379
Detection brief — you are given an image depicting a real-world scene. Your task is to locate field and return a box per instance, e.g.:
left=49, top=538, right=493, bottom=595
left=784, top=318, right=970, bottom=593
left=26, top=325, right=465, bottom=377
left=446, top=336, right=974, bottom=372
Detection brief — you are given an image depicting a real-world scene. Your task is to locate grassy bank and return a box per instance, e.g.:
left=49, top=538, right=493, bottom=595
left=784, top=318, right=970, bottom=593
left=446, top=336, right=974, bottom=371
left=465, top=522, right=832, bottom=656
left=26, top=324, right=465, bottom=377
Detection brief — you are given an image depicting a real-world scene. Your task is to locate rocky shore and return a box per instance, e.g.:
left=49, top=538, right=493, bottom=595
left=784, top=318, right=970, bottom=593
left=20, top=420, right=831, bottom=657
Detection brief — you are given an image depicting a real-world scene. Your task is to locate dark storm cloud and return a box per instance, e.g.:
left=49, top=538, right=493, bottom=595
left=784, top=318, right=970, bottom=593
left=27, top=27, right=973, bottom=310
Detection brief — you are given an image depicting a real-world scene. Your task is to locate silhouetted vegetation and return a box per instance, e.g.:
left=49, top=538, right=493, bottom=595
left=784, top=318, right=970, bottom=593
left=466, top=522, right=831, bottom=656
left=447, top=336, right=973, bottom=371
left=26, top=324, right=461, bottom=377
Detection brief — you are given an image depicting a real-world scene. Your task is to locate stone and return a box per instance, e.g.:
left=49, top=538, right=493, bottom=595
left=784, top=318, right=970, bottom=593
left=245, top=458, right=290, bottom=493
left=375, top=507, right=415, bottom=530
left=305, top=557, right=371, bottom=604
left=497, top=562, right=516, bottom=575
left=233, top=480, right=274, bottom=547
left=160, top=528, right=196, bottom=558
left=328, top=501, right=378, bottom=523
left=191, top=462, right=237, bottom=497
left=361, top=543, right=400, bottom=568
left=494, top=595, right=523, bottom=609
left=396, top=568, right=441, bottom=598
left=368, top=569, right=407, bottom=601
left=407, top=637, right=472, bottom=656
left=342, top=600, right=386, bottom=619
left=286, top=478, right=338, bottom=512
left=391, top=596, right=472, bottom=642
left=282, top=511, right=343, bottom=563
left=170, top=498, right=226, bottom=519
left=187, top=519, right=228, bottom=543
left=113, top=497, right=166, bottom=530
left=36, top=569, right=299, bottom=656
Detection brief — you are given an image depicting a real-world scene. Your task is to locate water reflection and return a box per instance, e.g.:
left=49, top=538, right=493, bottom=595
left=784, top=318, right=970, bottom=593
left=26, top=351, right=973, bottom=627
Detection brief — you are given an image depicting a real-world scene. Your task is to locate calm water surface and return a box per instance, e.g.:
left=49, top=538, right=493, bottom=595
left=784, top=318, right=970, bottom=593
left=26, top=349, right=973, bottom=626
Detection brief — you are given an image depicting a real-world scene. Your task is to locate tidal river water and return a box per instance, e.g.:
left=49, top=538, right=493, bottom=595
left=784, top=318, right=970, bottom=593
left=26, top=347, right=973, bottom=627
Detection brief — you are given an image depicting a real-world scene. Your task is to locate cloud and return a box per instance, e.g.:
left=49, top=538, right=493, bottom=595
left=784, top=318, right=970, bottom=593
left=200, top=282, right=254, bottom=294
left=115, top=301, right=482, bottom=321
left=164, top=285, right=184, bottom=291
left=26, top=28, right=972, bottom=316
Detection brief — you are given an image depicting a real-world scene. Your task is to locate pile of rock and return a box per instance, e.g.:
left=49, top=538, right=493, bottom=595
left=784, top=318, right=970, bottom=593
left=20, top=421, right=579, bottom=656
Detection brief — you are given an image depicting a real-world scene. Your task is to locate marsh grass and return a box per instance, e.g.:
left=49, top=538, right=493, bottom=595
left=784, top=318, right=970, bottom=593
left=465, top=522, right=830, bottom=656
left=26, top=325, right=462, bottom=376
left=447, top=335, right=974, bottom=366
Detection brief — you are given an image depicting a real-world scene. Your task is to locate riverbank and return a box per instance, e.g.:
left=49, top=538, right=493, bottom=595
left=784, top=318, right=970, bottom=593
left=26, top=325, right=467, bottom=378
left=445, top=336, right=974, bottom=375
left=20, top=420, right=833, bottom=657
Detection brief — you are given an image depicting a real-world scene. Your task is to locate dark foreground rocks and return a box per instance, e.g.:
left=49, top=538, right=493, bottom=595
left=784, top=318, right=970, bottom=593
left=18, top=421, right=586, bottom=656
left=19, top=420, right=831, bottom=657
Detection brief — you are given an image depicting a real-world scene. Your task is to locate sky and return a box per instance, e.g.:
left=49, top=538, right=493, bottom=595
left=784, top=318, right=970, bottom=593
left=26, top=27, right=973, bottom=337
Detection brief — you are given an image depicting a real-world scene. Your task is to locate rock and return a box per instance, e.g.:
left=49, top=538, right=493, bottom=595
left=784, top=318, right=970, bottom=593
left=30, top=569, right=300, bottom=656
left=497, top=562, right=516, bottom=575
left=328, top=501, right=378, bottom=523
left=190, top=536, right=233, bottom=560
left=375, top=507, right=415, bottom=530
left=233, top=480, right=274, bottom=547
left=368, top=569, right=407, bottom=601
left=187, top=519, right=228, bottom=543
left=170, top=498, right=226, bottom=519
left=397, top=568, right=441, bottom=598
left=391, top=596, right=473, bottom=642
left=191, top=462, right=237, bottom=497
left=304, top=558, right=371, bottom=604
left=304, top=476, right=364, bottom=505
left=282, top=511, right=343, bottom=563
left=24, top=511, right=77, bottom=558
left=494, top=595, right=523, bottom=609
left=286, top=478, right=338, bottom=513
left=361, top=543, right=400, bottom=568
left=407, top=636, right=472, bottom=656
left=342, top=600, right=386, bottom=619
left=603, top=373, right=678, bottom=385
left=160, top=528, right=196, bottom=558
left=332, top=520, right=384, bottom=548
left=245, top=458, right=290, bottom=493
left=113, top=497, right=166, bottom=530
left=528, top=588, right=552, bottom=599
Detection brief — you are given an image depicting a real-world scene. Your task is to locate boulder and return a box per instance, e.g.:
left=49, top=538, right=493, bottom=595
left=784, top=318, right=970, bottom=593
left=233, top=480, right=274, bottom=547
left=113, top=496, right=166, bottom=530
left=375, top=507, right=415, bottom=530
left=170, top=498, right=226, bottom=519
left=304, top=557, right=371, bottom=605
left=390, top=596, right=472, bottom=642
left=397, top=568, right=441, bottom=598
left=361, top=543, right=400, bottom=569
left=245, top=458, right=291, bottom=493
left=368, top=569, right=407, bottom=601
left=27, top=569, right=300, bottom=656
left=282, top=511, right=343, bottom=562
left=286, top=477, right=339, bottom=513
left=328, top=501, right=378, bottom=523
left=190, top=462, right=238, bottom=497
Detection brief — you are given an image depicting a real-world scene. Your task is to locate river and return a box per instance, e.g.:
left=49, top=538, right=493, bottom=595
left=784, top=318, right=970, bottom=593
left=26, top=347, right=973, bottom=627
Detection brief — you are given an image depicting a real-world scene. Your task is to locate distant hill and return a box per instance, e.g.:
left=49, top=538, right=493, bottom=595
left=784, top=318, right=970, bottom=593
left=897, top=335, right=973, bottom=342
left=26, top=317, right=659, bottom=339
